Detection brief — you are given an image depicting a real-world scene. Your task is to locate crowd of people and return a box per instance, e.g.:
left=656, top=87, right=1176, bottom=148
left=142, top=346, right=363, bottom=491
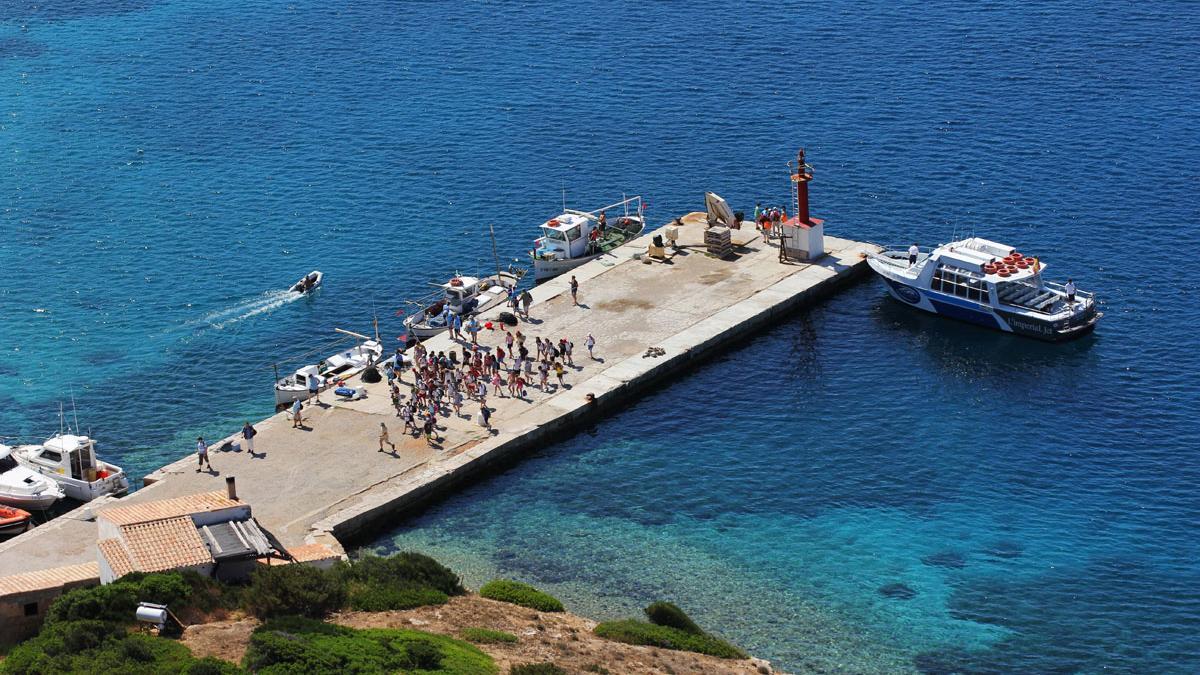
left=381, top=317, right=595, bottom=448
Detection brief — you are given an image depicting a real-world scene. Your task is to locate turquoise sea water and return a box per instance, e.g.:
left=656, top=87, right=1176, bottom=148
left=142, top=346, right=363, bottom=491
left=3, top=1, right=1199, bottom=672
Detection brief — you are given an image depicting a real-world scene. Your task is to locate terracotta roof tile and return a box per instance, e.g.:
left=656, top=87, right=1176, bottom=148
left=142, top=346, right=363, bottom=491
left=0, top=562, right=100, bottom=599
left=97, top=538, right=135, bottom=578
left=118, top=517, right=213, bottom=573
left=98, top=491, right=241, bottom=526
left=287, top=543, right=343, bottom=563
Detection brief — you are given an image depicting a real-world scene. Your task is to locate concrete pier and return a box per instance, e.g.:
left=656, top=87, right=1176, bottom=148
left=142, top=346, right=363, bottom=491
left=0, top=213, right=879, bottom=578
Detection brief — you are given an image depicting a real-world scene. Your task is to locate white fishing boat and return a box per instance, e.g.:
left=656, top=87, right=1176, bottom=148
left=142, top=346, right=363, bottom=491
left=290, top=270, right=323, bottom=294
left=530, top=195, right=645, bottom=282
left=274, top=331, right=383, bottom=408
left=12, top=434, right=129, bottom=502
left=866, top=237, right=1101, bottom=341
left=0, top=445, right=64, bottom=510
left=402, top=270, right=523, bottom=340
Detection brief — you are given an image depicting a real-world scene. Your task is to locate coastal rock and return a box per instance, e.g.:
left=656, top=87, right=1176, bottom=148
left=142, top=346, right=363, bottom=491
left=921, top=551, right=967, bottom=569
left=878, top=582, right=918, bottom=600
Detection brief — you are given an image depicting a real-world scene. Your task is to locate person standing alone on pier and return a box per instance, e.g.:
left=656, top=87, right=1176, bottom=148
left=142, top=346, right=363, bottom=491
left=585, top=333, right=596, bottom=360
left=196, top=437, right=213, bottom=473
left=291, top=399, right=304, bottom=429
left=570, top=275, right=579, bottom=305
left=241, top=422, right=257, bottom=455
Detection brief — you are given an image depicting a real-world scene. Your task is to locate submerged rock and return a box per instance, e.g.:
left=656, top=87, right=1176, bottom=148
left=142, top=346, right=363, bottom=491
left=878, top=582, right=917, bottom=600
left=921, top=551, right=967, bottom=569
left=984, top=541, right=1024, bottom=559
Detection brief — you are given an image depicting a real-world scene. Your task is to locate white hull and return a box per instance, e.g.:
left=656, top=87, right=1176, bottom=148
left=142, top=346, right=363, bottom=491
left=38, top=472, right=128, bottom=502
left=0, top=490, right=61, bottom=511
left=533, top=255, right=593, bottom=282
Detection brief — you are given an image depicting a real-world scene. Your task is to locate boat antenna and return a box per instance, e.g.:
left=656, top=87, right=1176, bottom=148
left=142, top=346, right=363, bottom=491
left=488, top=223, right=504, bottom=285
left=70, top=386, right=81, bottom=435
left=561, top=182, right=567, bottom=212
left=59, top=401, right=65, bottom=436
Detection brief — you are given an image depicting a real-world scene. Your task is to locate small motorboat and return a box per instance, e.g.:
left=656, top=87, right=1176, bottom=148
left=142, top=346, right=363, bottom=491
left=13, top=434, right=130, bottom=502
left=274, top=331, right=383, bottom=409
left=866, top=237, right=1101, bottom=341
left=290, top=270, right=323, bottom=294
left=0, top=505, right=32, bottom=536
left=0, top=444, right=65, bottom=510
left=403, top=269, right=524, bottom=340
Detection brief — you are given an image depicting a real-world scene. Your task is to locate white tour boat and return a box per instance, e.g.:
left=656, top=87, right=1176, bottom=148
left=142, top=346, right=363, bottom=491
left=290, top=270, right=323, bottom=294
left=12, top=434, right=129, bottom=502
left=0, top=445, right=65, bottom=510
left=403, top=270, right=523, bottom=340
left=866, top=237, right=1101, bottom=341
left=274, top=332, right=383, bottom=408
left=530, top=196, right=645, bottom=282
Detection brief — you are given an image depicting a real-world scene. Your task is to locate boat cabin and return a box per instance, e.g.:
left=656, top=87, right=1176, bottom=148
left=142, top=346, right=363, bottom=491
left=22, top=435, right=104, bottom=482
left=535, top=213, right=593, bottom=261
left=442, top=276, right=482, bottom=313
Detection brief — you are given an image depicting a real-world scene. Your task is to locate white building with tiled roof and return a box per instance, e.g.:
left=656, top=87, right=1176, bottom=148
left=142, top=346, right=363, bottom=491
left=96, top=490, right=285, bottom=584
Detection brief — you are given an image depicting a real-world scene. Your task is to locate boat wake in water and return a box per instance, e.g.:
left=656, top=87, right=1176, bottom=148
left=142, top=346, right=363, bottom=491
left=200, top=290, right=304, bottom=329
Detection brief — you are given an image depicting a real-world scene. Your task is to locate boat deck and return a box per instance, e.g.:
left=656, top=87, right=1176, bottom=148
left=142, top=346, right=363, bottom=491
left=0, top=214, right=877, bottom=577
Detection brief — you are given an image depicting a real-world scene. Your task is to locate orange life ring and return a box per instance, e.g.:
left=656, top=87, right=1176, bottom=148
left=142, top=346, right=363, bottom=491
left=997, top=270, right=1011, bottom=277
left=449, top=278, right=464, bottom=287
left=1017, top=261, right=1030, bottom=269
left=547, top=219, right=560, bottom=227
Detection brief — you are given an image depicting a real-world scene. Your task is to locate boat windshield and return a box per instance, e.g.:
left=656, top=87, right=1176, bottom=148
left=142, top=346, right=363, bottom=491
left=542, top=227, right=567, bottom=242
left=0, top=454, right=17, bottom=472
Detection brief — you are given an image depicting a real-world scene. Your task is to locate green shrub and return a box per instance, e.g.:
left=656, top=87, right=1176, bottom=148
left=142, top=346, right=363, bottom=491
left=461, top=627, right=518, bottom=644
left=478, top=580, right=564, bottom=612
left=184, top=656, right=247, bottom=675
left=593, top=620, right=746, bottom=659
left=342, top=552, right=465, bottom=596
left=242, top=564, right=347, bottom=619
left=0, top=620, right=243, bottom=675
left=243, top=617, right=496, bottom=674
left=509, top=664, right=567, bottom=675
left=348, top=583, right=449, bottom=612
left=46, top=572, right=192, bottom=625
left=644, top=601, right=702, bottom=634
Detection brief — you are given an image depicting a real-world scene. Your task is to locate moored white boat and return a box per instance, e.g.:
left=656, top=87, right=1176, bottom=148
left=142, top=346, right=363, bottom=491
left=0, top=445, right=65, bottom=510
left=531, top=196, right=645, bottom=282
left=866, top=237, right=1101, bottom=341
left=13, top=434, right=129, bottom=502
left=402, top=270, right=523, bottom=340
left=274, top=334, right=383, bottom=408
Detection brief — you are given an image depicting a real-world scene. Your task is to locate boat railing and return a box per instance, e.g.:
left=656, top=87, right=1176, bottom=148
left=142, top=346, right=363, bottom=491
left=1041, top=279, right=1094, bottom=300
left=877, top=244, right=936, bottom=254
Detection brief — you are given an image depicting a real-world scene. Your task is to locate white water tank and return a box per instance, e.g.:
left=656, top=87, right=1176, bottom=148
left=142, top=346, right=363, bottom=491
left=135, top=603, right=168, bottom=626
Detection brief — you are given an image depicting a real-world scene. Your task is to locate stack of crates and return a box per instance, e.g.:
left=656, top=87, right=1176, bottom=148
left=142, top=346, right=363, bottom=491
left=704, top=226, right=732, bottom=258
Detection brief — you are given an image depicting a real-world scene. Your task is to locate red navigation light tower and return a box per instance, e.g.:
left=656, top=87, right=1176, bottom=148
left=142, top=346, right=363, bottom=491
left=780, top=148, right=825, bottom=260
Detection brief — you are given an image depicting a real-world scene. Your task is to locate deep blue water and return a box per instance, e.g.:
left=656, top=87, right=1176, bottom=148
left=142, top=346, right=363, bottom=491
left=3, top=1, right=1199, bottom=672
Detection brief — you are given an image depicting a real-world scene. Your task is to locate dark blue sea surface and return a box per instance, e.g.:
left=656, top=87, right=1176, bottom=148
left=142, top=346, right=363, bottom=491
left=3, top=1, right=1198, bottom=672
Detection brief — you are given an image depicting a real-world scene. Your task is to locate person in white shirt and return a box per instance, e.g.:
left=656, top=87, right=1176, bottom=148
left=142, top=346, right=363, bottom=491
left=908, top=243, right=920, bottom=267
left=1065, top=279, right=1077, bottom=303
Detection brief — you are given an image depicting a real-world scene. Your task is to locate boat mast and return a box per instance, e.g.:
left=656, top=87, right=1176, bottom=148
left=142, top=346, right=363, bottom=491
left=489, top=223, right=504, bottom=284
left=70, top=387, right=81, bottom=436
left=59, top=401, right=64, bottom=436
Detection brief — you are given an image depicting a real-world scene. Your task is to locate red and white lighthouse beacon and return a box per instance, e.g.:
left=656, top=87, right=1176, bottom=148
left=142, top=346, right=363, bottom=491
left=780, top=148, right=825, bottom=260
